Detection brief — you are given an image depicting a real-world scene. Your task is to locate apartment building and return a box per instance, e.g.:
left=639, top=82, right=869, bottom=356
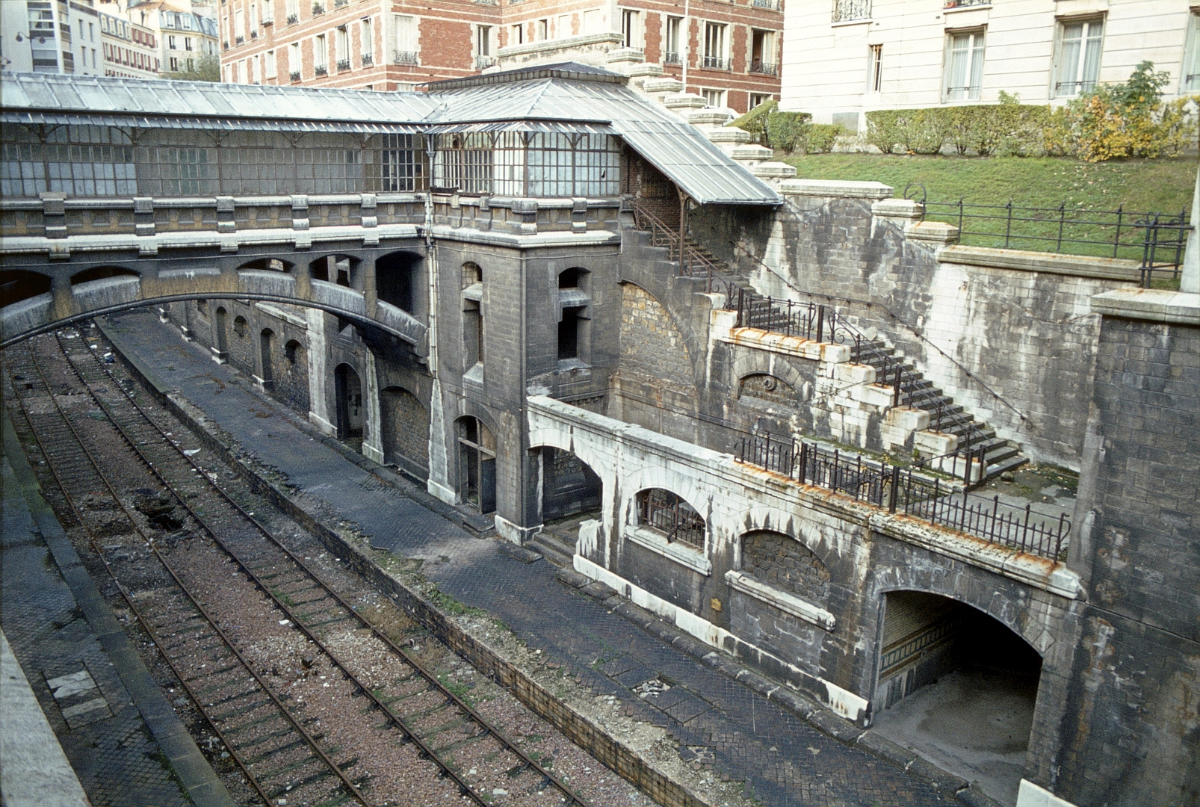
left=780, top=0, right=1199, bottom=129
left=99, top=9, right=160, bottom=77
left=0, top=0, right=104, bottom=75
left=218, top=0, right=782, bottom=111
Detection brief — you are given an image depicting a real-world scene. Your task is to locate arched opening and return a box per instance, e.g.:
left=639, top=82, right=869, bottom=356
left=279, top=339, right=309, bottom=413
left=69, top=266, right=140, bottom=286
left=236, top=258, right=293, bottom=273
left=0, top=270, right=52, bottom=308
left=461, top=263, right=483, bottom=371
left=214, top=306, right=229, bottom=357
left=376, top=251, right=422, bottom=315
left=740, top=530, right=829, bottom=601
left=541, top=447, right=601, bottom=521
left=233, top=315, right=248, bottom=339
left=380, top=386, right=428, bottom=477
left=310, top=254, right=359, bottom=289
left=456, top=416, right=495, bottom=514
left=259, top=328, right=275, bottom=389
left=872, top=590, right=1042, bottom=804
left=634, top=488, right=705, bottom=550
left=334, top=363, right=364, bottom=447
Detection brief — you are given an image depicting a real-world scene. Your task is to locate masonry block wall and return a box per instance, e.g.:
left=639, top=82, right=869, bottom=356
left=690, top=187, right=1139, bottom=469
left=1033, top=297, right=1200, bottom=806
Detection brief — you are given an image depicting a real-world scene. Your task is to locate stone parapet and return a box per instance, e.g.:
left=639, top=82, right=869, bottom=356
left=942, top=245, right=1142, bottom=282
left=780, top=179, right=893, bottom=200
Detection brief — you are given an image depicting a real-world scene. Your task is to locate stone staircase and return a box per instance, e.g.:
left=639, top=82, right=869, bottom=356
left=624, top=217, right=1028, bottom=484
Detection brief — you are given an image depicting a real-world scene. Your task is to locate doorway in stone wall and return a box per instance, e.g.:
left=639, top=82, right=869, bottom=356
left=870, top=590, right=1042, bottom=805
left=456, top=416, right=495, bottom=514
left=334, top=363, right=364, bottom=450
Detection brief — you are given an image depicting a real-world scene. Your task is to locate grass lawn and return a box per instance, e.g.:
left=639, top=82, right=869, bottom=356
left=779, top=154, right=1196, bottom=269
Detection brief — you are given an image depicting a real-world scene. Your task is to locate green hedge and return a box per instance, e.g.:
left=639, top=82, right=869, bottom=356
left=730, top=104, right=843, bottom=154
left=865, top=103, right=1051, bottom=156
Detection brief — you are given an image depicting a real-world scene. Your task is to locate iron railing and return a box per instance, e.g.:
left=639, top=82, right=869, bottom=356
left=628, top=200, right=724, bottom=288
left=833, top=0, right=871, bottom=22
left=736, top=432, right=1070, bottom=560
left=637, top=489, right=705, bottom=548
left=1138, top=211, right=1191, bottom=287
left=916, top=187, right=1190, bottom=273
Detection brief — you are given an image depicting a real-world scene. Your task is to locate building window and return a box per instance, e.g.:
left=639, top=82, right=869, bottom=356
left=868, top=43, right=883, bottom=93
left=314, top=33, right=327, bottom=72
left=393, top=14, right=417, bottom=64
left=289, top=40, right=300, bottom=75
left=635, top=489, right=705, bottom=550
left=510, top=23, right=523, bottom=45
left=621, top=9, right=643, bottom=50
left=475, top=24, right=493, bottom=69
left=944, top=29, right=984, bottom=101
left=557, top=268, right=589, bottom=363
left=1183, top=11, right=1200, bottom=92
left=335, top=25, right=349, bottom=69
left=703, top=22, right=727, bottom=69
left=374, top=133, right=424, bottom=192
left=833, top=0, right=871, bottom=23
left=664, top=16, right=681, bottom=64
left=1054, top=17, right=1103, bottom=97
left=749, top=29, right=776, bottom=75
left=461, top=263, right=484, bottom=369
left=749, top=92, right=772, bottom=108
left=264, top=48, right=276, bottom=78
left=536, top=18, right=548, bottom=41
left=360, top=17, right=372, bottom=62
left=701, top=88, right=726, bottom=107
left=285, top=0, right=298, bottom=22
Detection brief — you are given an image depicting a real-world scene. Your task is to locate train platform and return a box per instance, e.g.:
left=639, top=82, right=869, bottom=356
left=0, top=412, right=235, bottom=807
left=97, top=307, right=996, bottom=807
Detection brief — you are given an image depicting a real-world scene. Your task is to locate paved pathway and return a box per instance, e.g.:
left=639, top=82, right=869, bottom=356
left=103, top=309, right=957, bottom=807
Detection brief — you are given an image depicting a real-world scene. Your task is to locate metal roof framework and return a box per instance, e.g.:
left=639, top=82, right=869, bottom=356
left=0, top=66, right=781, bottom=206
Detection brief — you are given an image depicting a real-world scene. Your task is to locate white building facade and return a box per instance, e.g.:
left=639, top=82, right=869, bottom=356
left=780, top=0, right=1200, bottom=129
left=1, top=0, right=103, bottom=75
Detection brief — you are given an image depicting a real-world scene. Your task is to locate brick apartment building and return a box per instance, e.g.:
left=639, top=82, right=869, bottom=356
left=218, top=0, right=782, bottom=112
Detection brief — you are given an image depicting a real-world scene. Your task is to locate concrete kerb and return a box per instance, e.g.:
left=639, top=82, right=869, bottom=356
left=95, top=320, right=742, bottom=807
left=98, top=318, right=999, bottom=807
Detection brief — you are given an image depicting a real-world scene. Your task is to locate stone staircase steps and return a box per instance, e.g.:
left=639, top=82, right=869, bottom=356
left=528, top=530, right=575, bottom=568
left=626, top=218, right=1027, bottom=484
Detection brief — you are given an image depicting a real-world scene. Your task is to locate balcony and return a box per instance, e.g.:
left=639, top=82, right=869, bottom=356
left=832, top=0, right=871, bottom=22
left=750, top=59, right=777, bottom=75
left=701, top=55, right=728, bottom=70
left=393, top=50, right=419, bottom=66
left=286, top=13, right=298, bottom=24
left=290, top=70, right=300, bottom=81
left=361, top=53, right=373, bottom=66
left=314, top=64, right=327, bottom=75
left=336, top=58, right=350, bottom=71
left=943, top=0, right=991, bottom=7
left=752, top=0, right=780, bottom=8
left=312, top=2, right=324, bottom=14
left=663, top=50, right=680, bottom=65
left=235, top=35, right=244, bottom=44
left=474, top=55, right=496, bottom=69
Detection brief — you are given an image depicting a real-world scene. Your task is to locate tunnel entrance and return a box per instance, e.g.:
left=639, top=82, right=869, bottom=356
left=871, top=591, right=1041, bottom=805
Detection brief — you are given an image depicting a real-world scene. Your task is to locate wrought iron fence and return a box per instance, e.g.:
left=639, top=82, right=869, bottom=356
left=736, top=432, right=1070, bottom=560
left=915, top=187, right=1191, bottom=277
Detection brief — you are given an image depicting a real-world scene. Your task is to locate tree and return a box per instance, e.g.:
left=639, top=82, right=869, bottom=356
left=163, top=54, right=220, bottom=82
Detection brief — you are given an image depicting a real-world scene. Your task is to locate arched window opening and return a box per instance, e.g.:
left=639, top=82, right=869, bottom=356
left=285, top=339, right=303, bottom=366
left=70, top=266, right=139, bottom=286
left=541, top=447, right=601, bottom=521
left=461, top=263, right=484, bottom=371
left=636, top=488, right=704, bottom=549
left=233, top=315, right=248, bottom=339
left=259, top=328, right=275, bottom=389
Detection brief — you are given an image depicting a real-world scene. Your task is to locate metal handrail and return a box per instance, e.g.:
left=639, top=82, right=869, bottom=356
left=736, top=432, right=1069, bottom=560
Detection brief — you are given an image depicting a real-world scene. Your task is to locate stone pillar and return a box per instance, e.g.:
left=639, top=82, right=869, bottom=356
left=1181, top=166, right=1198, bottom=294
left=362, top=348, right=384, bottom=464
left=1024, top=287, right=1200, bottom=807
left=305, top=307, right=334, bottom=435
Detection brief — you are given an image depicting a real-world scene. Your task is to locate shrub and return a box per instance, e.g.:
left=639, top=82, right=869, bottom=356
left=1059, top=61, right=1171, bottom=161
left=1158, top=96, right=1200, bottom=156
left=801, top=123, right=845, bottom=154
left=729, top=99, right=777, bottom=144
left=765, top=109, right=812, bottom=152
left=865, top=110, right=905, bottom=154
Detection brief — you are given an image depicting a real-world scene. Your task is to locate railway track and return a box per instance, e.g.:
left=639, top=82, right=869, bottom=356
left=5, top=326, right=594, bottom=807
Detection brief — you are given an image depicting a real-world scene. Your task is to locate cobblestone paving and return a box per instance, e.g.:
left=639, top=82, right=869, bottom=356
left=104, top=309, right=954, bottom=806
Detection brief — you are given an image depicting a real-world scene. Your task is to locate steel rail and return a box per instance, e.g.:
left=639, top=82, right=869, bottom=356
left=9, top=336, right=372, bottom=807
left=58, top=326, right=592, bottom=807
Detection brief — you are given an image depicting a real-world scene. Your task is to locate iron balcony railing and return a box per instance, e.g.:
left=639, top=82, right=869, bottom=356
left=833, top=0, right=871, bottom=22
left=750, top=59, right=778, bottom=76
left=737, top=432, right=1070, bottom=560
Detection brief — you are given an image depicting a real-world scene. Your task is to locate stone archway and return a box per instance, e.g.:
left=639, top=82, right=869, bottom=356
left=871, top=590, right=1043, bottom=804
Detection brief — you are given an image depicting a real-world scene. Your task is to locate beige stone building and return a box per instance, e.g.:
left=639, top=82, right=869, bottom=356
left=779, top=0, right=1199, bottom=129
